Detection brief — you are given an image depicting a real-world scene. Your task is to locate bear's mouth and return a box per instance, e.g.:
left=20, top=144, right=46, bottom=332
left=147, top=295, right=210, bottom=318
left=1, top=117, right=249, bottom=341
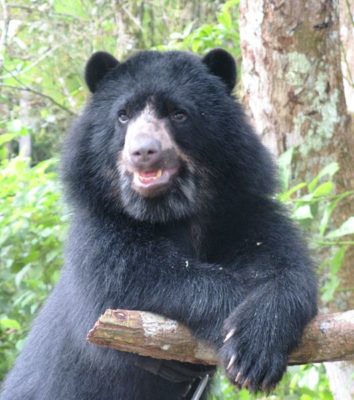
left=132, top=168, right=178, bottom=197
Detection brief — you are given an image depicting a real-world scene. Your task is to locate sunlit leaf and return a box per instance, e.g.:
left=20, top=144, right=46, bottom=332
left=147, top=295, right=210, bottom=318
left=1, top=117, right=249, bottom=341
left=308, top=162, right=339, bottom=192
left=321, top=276, right=340, bottom=303
left=326, top=217, right=354, bottom=239
left=312, top=182, right=334, bottom=197
left=330, top=247, right=346, bottom=273
left=293, top=205, right=313, bottom=220
left=0, top=133, right=19, bottom=146
left=0, top=319, right=21, bottom=330
left=279, top=182, right=307, bottom=202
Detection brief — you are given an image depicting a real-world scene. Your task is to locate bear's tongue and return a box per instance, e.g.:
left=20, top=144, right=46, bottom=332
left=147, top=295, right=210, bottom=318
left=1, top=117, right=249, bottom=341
left=137, top=169, right=162, bottom=184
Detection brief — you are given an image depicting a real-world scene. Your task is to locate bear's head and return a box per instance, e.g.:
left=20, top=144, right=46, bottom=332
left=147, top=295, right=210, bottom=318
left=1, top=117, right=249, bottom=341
left=62, top=50, right=275, bottom=223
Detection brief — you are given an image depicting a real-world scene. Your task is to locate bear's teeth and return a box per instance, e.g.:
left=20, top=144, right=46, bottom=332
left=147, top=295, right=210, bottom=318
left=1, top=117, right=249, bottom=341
left=136, top=169, right=163, bottom=183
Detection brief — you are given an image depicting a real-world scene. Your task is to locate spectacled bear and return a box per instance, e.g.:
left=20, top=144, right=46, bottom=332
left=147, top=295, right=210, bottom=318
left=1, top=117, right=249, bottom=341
left=0, top=49, right=317, bottom=400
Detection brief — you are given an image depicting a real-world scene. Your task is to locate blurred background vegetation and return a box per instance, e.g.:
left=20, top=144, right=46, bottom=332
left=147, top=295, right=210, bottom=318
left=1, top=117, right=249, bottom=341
left=0, top=1, right=353, bottom=399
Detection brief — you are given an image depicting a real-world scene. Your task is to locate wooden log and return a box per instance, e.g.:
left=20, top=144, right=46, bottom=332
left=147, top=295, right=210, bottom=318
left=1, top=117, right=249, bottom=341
left=87, top=309, right=354, bottom=365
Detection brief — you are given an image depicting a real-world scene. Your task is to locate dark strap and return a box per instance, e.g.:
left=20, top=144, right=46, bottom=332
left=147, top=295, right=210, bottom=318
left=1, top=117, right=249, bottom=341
left=189, top=375, right=210, bottom=400
left=134, top=358, right=215, bottom=399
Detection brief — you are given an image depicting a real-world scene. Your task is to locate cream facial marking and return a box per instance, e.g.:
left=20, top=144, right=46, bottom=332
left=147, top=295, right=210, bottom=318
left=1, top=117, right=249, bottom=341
left=122, top=105, right=175, bottom=166
left=120, top=104, right=181, bottom=197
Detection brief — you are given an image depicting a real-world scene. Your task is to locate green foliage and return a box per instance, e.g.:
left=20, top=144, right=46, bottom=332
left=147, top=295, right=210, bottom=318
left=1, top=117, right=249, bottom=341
left=278, top=149, right=354, bottom=304
left=157, top=0, right=241, bottom=58
left=209, top=365, right=332, bottom=400
left=1, top=0, right=234, bottom=162
left=0, top=155, right=67, bottom=379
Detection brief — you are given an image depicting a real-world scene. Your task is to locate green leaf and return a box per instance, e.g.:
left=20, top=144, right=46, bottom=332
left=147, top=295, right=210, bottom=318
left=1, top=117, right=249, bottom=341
left=321, top=276, right=340, bottom=303
left=319, top=191, right=354, bottom=236
left=54, top=0, right=86, bottom=18
left=300, top=395, right=314, bottom=400
left=0, top=318, right=21, bottom=330
left=279, top=182, right=307, bottom=202
left=330, top=247, right=346, bottom=273
left=318, top=162, right=340, bottom=178
left=293, top=205, right=313, bottom=220
left=326, top=217, right=354, bottom=239
left=319, top=206, right=332, bottom=237
left=308, top=162, right=339, bottom=192
left=312, top=182, right=334, bottom=197
left=0, top=133, right=18, bottom=146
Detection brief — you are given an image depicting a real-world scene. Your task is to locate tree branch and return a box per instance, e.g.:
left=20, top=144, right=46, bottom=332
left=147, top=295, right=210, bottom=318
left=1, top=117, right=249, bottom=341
left=87, top=309, right=354, bottom=366
left=0, top=84, right=76, bottom=116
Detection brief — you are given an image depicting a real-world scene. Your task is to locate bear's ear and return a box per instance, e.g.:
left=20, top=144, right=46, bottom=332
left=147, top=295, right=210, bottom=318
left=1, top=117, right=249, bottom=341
left=85, top=51, right=120, bottom=93
left=202, top=49, right=236, bottom=93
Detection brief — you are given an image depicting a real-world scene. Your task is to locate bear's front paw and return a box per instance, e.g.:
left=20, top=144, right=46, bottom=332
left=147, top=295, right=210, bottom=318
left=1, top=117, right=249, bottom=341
left=219, top=315, right=288, bottom=392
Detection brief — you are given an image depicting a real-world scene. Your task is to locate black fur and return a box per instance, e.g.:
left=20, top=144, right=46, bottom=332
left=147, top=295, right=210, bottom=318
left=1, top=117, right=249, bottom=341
left=85, top=51, right=119, bottom=93
left=0, top=49, right=317, bottom=399
left=203, top=48, right=237, bottom=93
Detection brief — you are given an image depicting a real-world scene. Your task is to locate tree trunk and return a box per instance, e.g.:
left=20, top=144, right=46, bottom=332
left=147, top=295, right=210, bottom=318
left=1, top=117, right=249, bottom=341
left=339, top=0, right=354, bottom=113
left=239, top=1, right=354, bottom=398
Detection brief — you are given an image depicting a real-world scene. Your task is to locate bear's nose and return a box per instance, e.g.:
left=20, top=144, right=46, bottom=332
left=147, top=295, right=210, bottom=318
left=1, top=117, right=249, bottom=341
left=129, top=135, right=162, bottom=168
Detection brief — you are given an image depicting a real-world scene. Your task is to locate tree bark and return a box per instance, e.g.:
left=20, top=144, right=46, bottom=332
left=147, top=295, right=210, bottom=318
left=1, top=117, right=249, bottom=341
left=240, top=0, right=353, bottom=180
left=339, top=0, right=354, bottom=113
left=87, top=309, right=354, bottom=366
left=239, top=1, right=354, bottom=397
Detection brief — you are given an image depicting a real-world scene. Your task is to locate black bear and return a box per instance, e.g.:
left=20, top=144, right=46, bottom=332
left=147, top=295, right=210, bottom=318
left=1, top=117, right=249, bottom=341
left=0, top=49, right=317, bottom=400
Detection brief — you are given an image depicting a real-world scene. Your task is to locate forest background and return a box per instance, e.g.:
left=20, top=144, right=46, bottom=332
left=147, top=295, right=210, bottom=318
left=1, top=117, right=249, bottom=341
left=0, top=1, right=353, bottom=399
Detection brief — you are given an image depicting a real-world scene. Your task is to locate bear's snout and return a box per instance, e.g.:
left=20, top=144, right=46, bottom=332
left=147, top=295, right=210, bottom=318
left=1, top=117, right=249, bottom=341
left=129, top=135, right=162, bottom=169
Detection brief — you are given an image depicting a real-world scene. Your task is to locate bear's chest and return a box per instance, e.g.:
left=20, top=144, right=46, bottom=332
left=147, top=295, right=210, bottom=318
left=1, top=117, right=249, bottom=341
left=156, top=220, right=206, bottom=261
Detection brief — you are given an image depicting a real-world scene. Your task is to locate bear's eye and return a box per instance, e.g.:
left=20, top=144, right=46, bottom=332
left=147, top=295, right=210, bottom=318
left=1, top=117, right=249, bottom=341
left=118, top=110, right=129, bottom=124
left=170, top=110, right=187, bottom=122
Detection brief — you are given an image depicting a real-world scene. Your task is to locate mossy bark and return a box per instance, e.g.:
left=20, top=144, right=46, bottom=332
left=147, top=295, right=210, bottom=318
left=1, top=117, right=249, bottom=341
left=239, top=1, right=354, bottom=398
left=339, top=0, right=354, bottom=113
